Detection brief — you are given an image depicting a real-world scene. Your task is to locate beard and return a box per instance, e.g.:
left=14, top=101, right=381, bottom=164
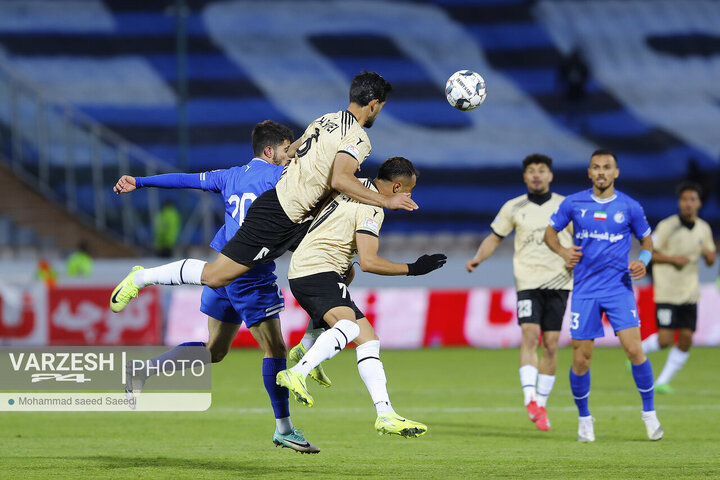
left=364, top=116, right=376, bottom=128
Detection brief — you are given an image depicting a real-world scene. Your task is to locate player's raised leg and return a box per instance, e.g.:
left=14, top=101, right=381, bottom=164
left=110, top=253, right=251, bottom=313
left=277, top=306, right=360, bottom=407
left=353, top=317, right=427, bottom=438
left=618, top=327, right=663, bottom=441
left=288, top=323, right=331, bottom=387
left=250, top=318, right=320, bottom=454
left=570, top=339, right=594, bottom=442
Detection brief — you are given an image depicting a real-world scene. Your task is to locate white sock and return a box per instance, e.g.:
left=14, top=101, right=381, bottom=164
left=291, top=320, right=359, bottom=377
left=276, top=416, right=293, bottom=435
left=356, top=340, right=394, bottom=415
left=656, top=346, right=689, bottom=385
left=301, top=327, right=325, bottom=351
left=519, top=365, right=538, bottom=405
left=642, top=333, right=661, bottom=354
left=535, top=374, right=556, bottom=408
left=135, top=259, right=206, bottom=287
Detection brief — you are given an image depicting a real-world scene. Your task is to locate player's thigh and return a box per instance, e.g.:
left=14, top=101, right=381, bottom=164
left=323, top=306, right=357, bottom=328
left=603, top=292, right=641, bottom=334
left=201, top=253, right=252, bottom=289
left=520, top=322, right=541, bottom=347
left=248, top=317, right=286, bottom=358
left=568, top=297, right=604, bottom=340
left=677, top=328, right=694, bottom=351
left=540, top=290, right=569, bottom=333
left=677, top=304, right=698, bottom=332
left=657, top=328, right=675, bottom=347
left=290, top=272, right=357, bottom=329
left=516, top=290, right=542, bottom=330
left=353, top=317, right=378, bottom=346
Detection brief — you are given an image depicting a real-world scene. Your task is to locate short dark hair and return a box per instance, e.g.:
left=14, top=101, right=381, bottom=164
left=676, top=180, right=703, bottom=198
left=590, top=148, right=618, bottom=165
left=349, top=71, right=393, bottom=106
left=251, top=120, right=294, bottom=157
left=377, top=156, right=417, bottom=182
left=522, top=153, right=553, bottom=171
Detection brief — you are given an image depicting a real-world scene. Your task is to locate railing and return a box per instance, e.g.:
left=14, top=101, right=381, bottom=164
left=0, top=58, right=218, bottom=252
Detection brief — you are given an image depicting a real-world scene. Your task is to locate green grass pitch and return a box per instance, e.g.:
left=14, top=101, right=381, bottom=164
left=1, top=347, right=719, bottom=479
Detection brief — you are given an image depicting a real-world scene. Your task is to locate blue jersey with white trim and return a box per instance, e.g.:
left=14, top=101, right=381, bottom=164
left=200, top=158, right=284, bottom=284
left=549, top=189, right=651, bottom=298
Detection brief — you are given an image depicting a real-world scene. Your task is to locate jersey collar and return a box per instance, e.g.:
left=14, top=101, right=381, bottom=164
left=591, top=192, right=617, bottom=204
left=679, top=215, right=696, bottom=230
left=345, top=109, right=358, bottom=122
left=527, top=191, right=552, bottom=206
left=250, top=157, right=272, bottom=165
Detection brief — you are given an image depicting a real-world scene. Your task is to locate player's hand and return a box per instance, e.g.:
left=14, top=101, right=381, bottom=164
left=562, top=245, right=583, bottom=268
left=628, top=260, right=646, bottom=280
left=114, top=175, right=137, bottom=194
left=383, top=193, right=418, bottom=211
left=673, top=256, right=690, bottom=268
left=408, top=253, right=447, bottom=276
left=466, top=257, right=480, bottom=273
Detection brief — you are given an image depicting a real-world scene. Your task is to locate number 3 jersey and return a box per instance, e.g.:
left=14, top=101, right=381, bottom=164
left=288, top=179, right=384, bottom=279
left=491, top=192, right=573, bottom=292
left=549, top=189, right=651, bottom=299
left=199, top=158, right=284, bottom=282
left=276, top=110, right=372, bottom=223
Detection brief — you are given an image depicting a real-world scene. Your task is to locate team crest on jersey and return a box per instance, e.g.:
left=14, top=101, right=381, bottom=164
left=614, top=211, right=625, bottom=224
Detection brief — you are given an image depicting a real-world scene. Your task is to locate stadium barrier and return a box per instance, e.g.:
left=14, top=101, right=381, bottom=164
left=2, top=283, right=718, bottom=348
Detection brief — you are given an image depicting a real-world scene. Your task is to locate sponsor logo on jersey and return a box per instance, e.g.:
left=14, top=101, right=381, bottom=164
left=344, top=145, right=360, bottom=159
left=363, top=217, right=379, bottom=233
left=580, top=209, right=587, bottom=218
left=593, top=211, right=607, bottom=221
left=614, top=211, right=625, bottom=223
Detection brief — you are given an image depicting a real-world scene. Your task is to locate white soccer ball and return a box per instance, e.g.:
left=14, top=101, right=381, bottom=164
left=445, top=70, right=487, bottom=111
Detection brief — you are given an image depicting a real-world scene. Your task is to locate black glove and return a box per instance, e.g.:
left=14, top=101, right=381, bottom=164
left=407, top=253, right=447, bottom=276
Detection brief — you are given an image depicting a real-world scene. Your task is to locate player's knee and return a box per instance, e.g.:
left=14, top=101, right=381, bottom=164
left=202, top=269, right=231, bottom=289
left=677, top=337, right=692, bottom=352
left=264, top=339, right=287, bottom=358
left=625, top=345, right=644, bottom=363
left=208, top=345, right=229, bottom=363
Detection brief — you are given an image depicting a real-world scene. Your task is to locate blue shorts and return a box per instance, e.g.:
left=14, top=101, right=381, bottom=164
left=569, top=292, right=640, bottom=340
left=200, top=279, right=284, bottom=328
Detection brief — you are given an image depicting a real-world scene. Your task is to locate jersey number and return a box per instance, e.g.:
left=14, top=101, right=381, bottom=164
left=337, top=282, right=348, bottom=299
left=308, top=200, right=339, bottom=233
left=570, top=312, right=580, bottom=330
left=228, top=193, right=257, bottom=226
left=296, top=127, right=320, bottom=158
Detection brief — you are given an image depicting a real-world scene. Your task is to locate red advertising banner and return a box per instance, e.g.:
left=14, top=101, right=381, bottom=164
left=48, top=286, right=161, bottom=345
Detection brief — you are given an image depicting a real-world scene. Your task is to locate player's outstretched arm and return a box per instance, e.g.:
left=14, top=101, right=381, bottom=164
left=356, top=232, right=446, bottom=276
left=466, top=232, right=502, bottom=272
left=544, top=225, right=581, bottom=268
left=331, top=153, right=418, bottom=211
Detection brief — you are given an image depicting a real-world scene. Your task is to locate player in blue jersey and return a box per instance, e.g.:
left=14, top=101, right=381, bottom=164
left=545, top=149, right=663, bottom=442
left=112, top=120, right=321, bottom=453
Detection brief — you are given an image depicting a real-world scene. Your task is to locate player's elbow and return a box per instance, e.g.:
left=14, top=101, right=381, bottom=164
left=330, top=174, right=344, bottom=192
left=358, top=257, right=375, bottom=273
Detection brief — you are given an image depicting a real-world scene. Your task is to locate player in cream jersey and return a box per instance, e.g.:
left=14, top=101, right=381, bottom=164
left=466, top=154, right=572, bottom=431
left=276, top=157, right=446, bottom=438
left=641, top=182, right=716, bottom=393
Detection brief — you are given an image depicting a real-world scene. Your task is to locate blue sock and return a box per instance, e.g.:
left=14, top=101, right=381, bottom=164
left=631, top=359, right=655, bottom=412
left=263, top=358, right=290, bottom=420
left=569, top=368, right=591, bottom=417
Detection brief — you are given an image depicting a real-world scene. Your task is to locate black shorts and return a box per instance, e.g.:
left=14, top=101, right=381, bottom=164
left=656, top=303, right=697, bottom=331
left=221, top=189, right=311, bottom=267
left=289, top=271, right=364, bottom=330
left=516, top=289, right=570, bottom=332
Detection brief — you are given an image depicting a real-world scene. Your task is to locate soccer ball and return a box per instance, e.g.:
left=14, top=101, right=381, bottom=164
left=445, top=70, right=487, bottom=111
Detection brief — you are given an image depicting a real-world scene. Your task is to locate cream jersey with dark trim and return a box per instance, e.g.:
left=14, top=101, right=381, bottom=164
left=491, top=192, right=573, bottom=291
left=652, top=214, right=715, bottom=304
left=289, top=179, right=384, bottom=279
left=276, top=110, right=372, bottom=223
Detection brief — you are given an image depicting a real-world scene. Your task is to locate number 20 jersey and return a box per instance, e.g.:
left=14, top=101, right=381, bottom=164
left=549, top=189, right=651, bottom=299
left=276, top=110, right=372, bottom=223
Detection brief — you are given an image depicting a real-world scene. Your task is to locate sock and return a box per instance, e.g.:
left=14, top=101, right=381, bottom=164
left=135, top=259, right=206, bottom=287
left=569, top=368, right=591, bottom=417
left=262, top=358, right=292, bottom=434
left=519, top=365, right=538, bottom=405
left=356, top=340, right=394, bottom=415
left=142, top=341, right=207, bottom=379
left=301, top=327, right=325, bottom=351
left=291, top=320, right=360, bottom=377
left=656, top=346, right=689, bottom=385
left=535, top=374, right=556, bottom=408
left=631, top=359, right=655, bottom=412
left=641, top=333, right=661, bottom=354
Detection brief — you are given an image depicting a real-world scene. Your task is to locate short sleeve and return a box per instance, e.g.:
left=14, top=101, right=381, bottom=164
left=703, top=223, right=716, bottom=253
left=355, top=205, right=383, bottom=237
left=200, top=169, right=227, bottom=193
left=629, top=199, right=652, bottom=239
left=549, top=197, right=572, bottom=231
left=339, top=131, right=371, bottom=165
left=651, top=219, right=670, bottom=252
left=490, top=201, right=514, bottom=238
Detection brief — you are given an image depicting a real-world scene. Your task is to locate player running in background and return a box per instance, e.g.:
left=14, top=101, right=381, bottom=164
left=276, top=157, right=446, bottom=437
left=113, top=121, right=320, bottom=453
left=545, top=149, right=663, bottom=442
left=110, top=71, right=417, bottom=313
left=641, top=182, right=715, bottom=394
left=465, top=154, right=572, bottom=431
